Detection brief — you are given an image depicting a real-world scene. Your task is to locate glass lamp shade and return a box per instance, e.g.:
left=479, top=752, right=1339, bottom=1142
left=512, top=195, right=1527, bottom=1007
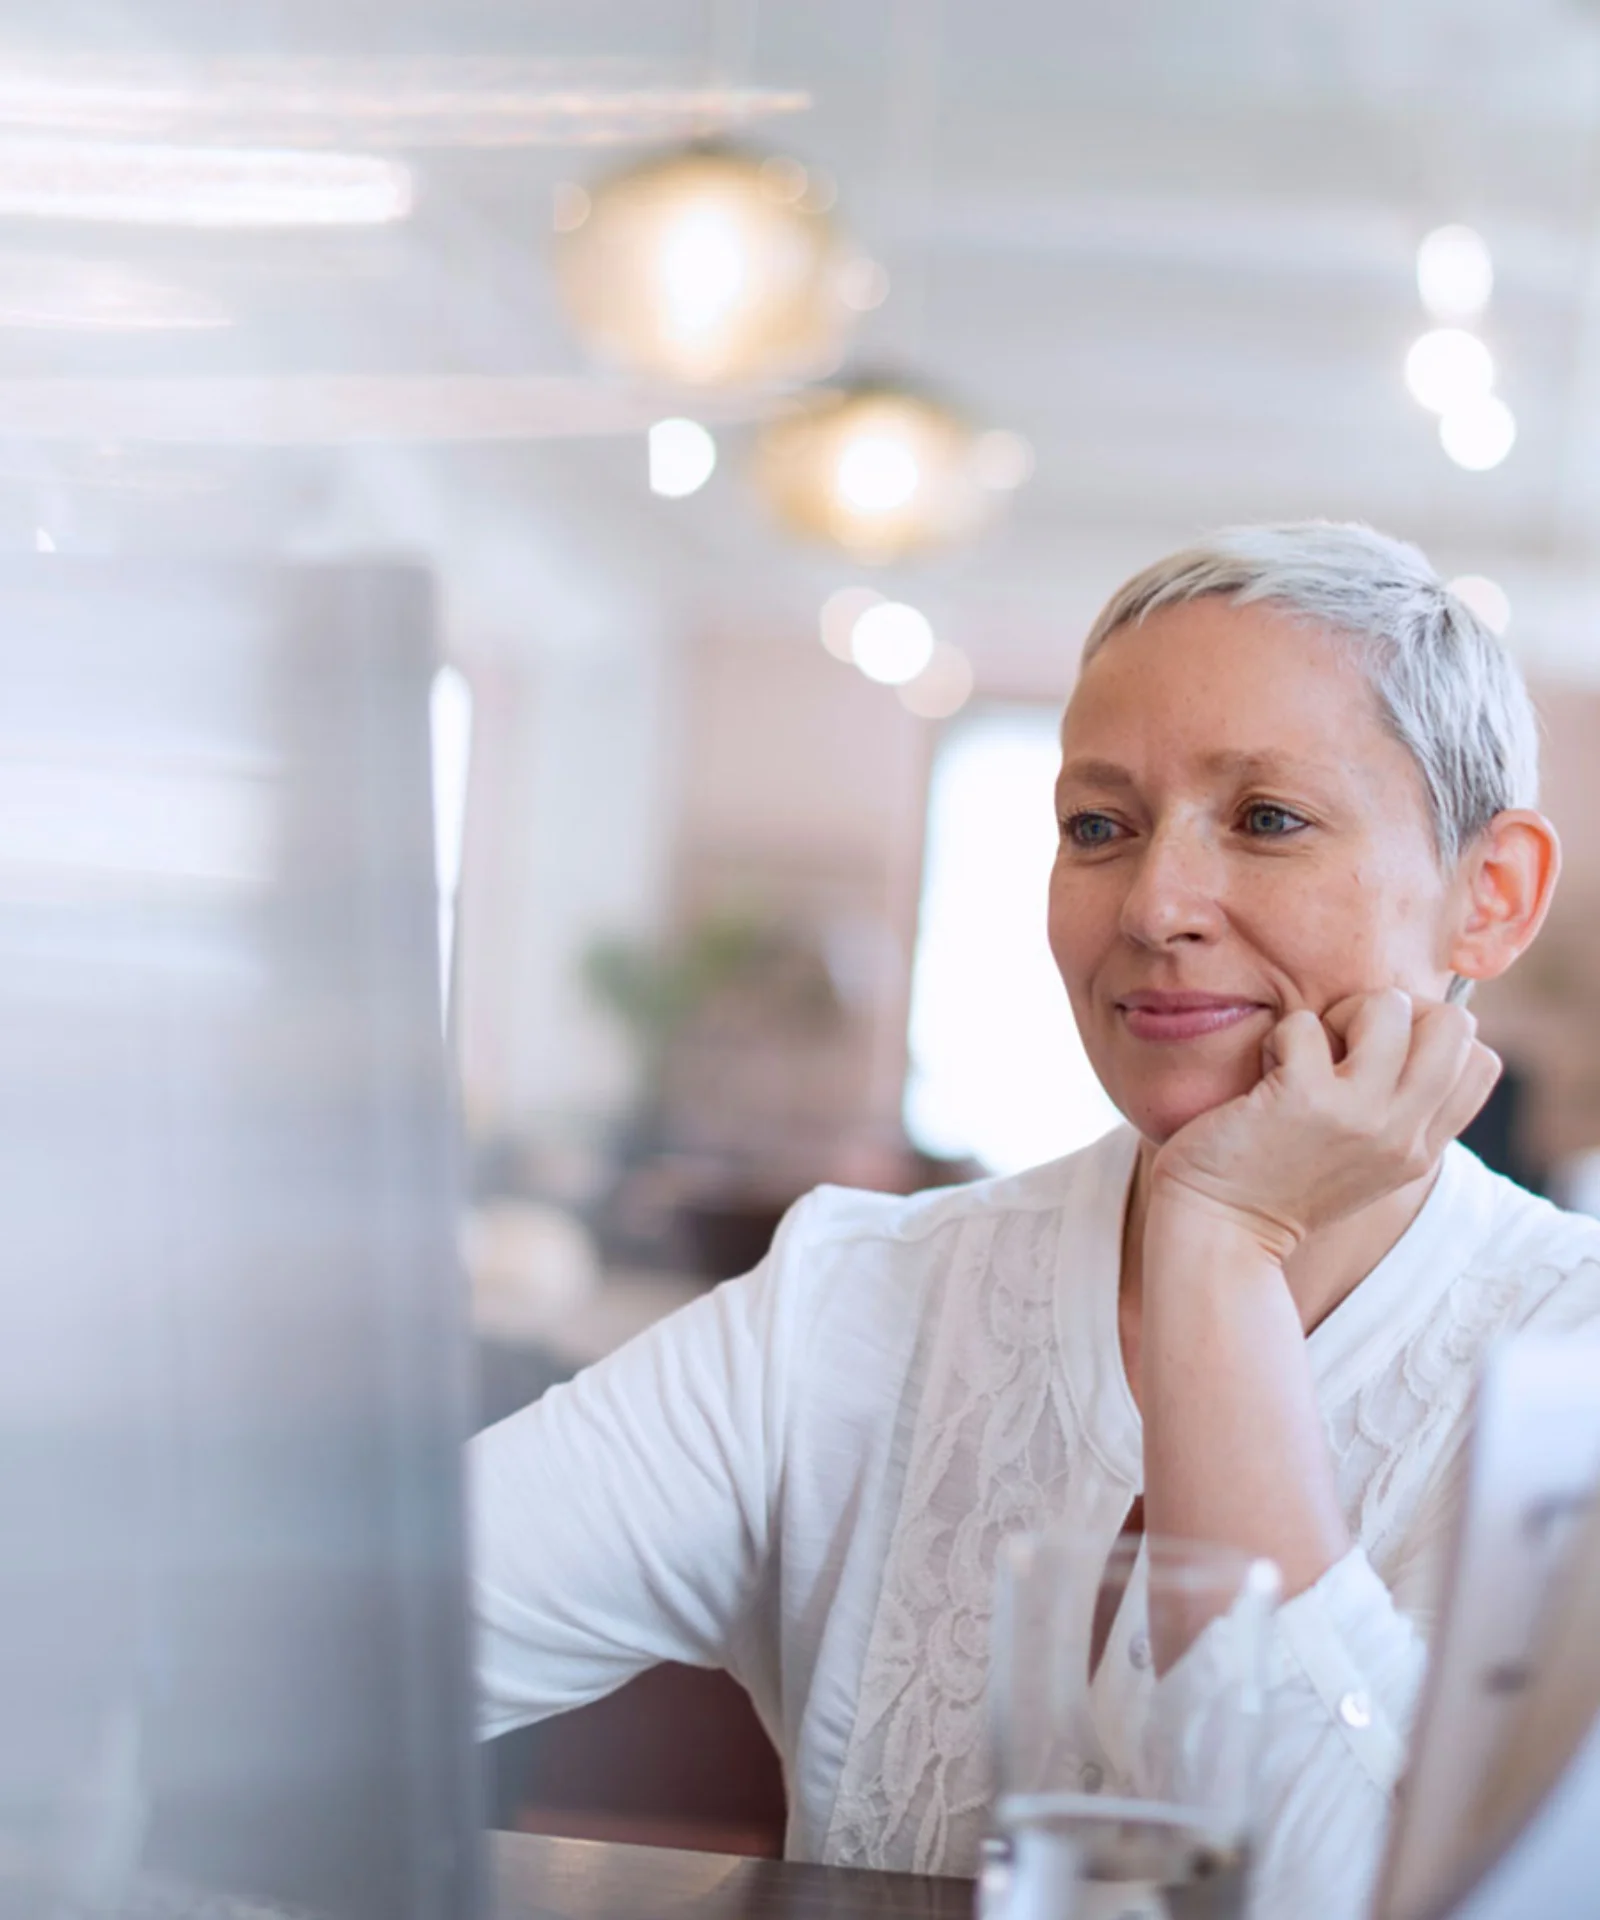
left=754, top=384, right=995, bottom=562
left=553, top=146, right=857, bottom=388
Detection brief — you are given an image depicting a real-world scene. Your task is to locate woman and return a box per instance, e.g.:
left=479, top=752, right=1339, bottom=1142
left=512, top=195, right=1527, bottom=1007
left=471, top=522, right=1600, bottom=1916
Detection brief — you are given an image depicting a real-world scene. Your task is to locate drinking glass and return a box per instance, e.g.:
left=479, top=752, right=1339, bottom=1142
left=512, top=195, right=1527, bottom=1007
left=990, top=1530, right=1280, bottom=1920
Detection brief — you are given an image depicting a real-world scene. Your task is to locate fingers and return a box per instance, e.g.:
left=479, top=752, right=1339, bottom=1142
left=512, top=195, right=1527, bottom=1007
left=1331, top=988, right=1414, bottom=1098
left=1395, top=1000, right=1476, bottom=1108
left=1391, top=1000, right=1499, bottom=1162
left=1319, top=993, right=1369, bottom=1061
left=1268, top=989, right=1419, bottom=1100
left=1422, top=1038, right=1502, bottom=1159
left=1152, top=985, right=1501, bottom=1248
left=1263, top=1007, right=1334, bottom=1080
left=1314, top=989, right=1496, bottom=1166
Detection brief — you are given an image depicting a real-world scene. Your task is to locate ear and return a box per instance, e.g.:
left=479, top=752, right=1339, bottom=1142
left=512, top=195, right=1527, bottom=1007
left=1447, top=809, right=1562, bottom=985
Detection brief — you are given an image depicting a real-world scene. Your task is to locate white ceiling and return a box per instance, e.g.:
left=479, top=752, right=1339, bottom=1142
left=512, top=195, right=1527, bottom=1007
left=11, top=0, right=1600, bottom=682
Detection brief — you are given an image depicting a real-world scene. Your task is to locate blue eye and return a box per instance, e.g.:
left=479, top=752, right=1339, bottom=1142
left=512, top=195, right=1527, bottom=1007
left=1243, top=802, right=1306, bottom=837
left=1063, top=811, right=1120, bottom=848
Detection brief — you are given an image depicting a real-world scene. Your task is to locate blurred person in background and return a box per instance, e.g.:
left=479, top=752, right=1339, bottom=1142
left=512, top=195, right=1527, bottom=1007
left=472, top=523, right=1599, bottom=1916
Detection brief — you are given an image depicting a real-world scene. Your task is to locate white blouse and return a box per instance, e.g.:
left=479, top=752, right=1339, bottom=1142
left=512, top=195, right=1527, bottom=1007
left=471, top=1128, right=1600, bottom=1917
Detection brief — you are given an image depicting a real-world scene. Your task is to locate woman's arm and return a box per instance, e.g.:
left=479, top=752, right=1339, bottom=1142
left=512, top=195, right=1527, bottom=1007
left=1137, top=989, right=1497, bottom=1595
left=1131, top=991, right=1498, bottom=1917
left=1139, top=1211, right=1349, bottom=1604
left=471, top=1195, right=810, bottom=1738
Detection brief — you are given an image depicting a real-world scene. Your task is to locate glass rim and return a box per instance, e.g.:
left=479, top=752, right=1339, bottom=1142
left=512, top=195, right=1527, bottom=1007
left=1001, top=1524, right=1282, bottom=1601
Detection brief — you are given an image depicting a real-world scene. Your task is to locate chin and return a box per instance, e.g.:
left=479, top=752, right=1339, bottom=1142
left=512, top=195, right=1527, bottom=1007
left=1114, top=1064, right=1260, bottom=1147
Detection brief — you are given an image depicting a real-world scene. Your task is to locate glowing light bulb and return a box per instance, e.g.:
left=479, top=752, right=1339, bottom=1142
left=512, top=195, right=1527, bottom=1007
left=850, top=601, right=935, bottom=685
left=1439, top=396, right=1516, bottom=471
left=648, top=417, right=716, bottom=497
left=1405, top=329, right=1495, bottom=415
left=836, top=434, right=920, bottom=513
left=554, top=148, right=859, bottom=387
left=1417, top=226, right=1493, bottom=322
left=657, top=196, right=749, bottom=347
left=754, top=383, right=1006, bottom=561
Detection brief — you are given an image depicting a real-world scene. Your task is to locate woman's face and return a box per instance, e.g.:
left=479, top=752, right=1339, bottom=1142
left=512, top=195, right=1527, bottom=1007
left=1048, top=596, right=1467, bottom=1144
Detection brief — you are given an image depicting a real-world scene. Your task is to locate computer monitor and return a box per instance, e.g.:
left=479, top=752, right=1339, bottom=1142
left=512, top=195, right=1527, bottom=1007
left=0, top=560, right=480, bottom=1920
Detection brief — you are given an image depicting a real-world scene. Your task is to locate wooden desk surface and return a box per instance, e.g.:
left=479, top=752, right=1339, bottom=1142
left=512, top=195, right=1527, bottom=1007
left=491, top=1832, right=974, bottom=1920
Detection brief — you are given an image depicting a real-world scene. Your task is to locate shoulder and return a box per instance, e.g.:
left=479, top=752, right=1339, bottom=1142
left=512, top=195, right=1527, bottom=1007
left=1446, top=1145, right=1600, bottom=1334
left=749, top=1125, right=1135, bottom=1356
left=780, top=1124, right=1136, bottom=1263
left=745, top=1127, right=1135, bottom=1458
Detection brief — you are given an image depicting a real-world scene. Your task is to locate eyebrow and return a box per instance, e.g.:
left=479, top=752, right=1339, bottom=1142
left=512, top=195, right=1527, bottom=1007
left=1057, top=757, right=1137, bottom=790
left=1056, top=749, right=1337, bottom=789
left=1198, top=749, right=1333, bottom=783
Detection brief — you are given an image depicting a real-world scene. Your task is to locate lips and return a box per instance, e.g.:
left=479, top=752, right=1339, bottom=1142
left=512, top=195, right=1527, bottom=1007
left=1115, top=991, right=1270, bottom=1043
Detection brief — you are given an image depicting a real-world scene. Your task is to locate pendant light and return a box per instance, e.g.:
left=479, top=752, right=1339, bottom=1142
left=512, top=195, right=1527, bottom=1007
left=753, top=380, right=1029, bottom=562
left=553, top=144, right=865, bottom=388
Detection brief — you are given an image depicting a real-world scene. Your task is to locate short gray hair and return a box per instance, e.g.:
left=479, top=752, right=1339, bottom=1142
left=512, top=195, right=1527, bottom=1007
left=1080, top=520, right=1540, bottom=865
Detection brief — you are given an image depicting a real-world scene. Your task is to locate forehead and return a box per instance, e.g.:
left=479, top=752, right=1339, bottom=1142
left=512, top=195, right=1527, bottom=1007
left=1061, top=595, right=1389, bottom=765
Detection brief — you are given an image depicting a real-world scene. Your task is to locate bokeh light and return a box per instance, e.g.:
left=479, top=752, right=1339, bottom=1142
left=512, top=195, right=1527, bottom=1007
left=1417, top=225, right=1494, bottom=323
left=1406, top=328, right=1495, bottom=415
left=1440, top=394, right=1516, bottom=471
left=1446, top=574, right=1511, bottom=635
left=554, top=147, right=859, bottom=386
left=897, top=640, right=975, bottom=719
left=850, top=601, right=935, bottom=685
left=755, top=385, right=1000, bottom=561
left=836, top=434, right=921, bottom=513
left=648, top=417, right=717, bottom=498
left=819, top=585, right=883, bottom=660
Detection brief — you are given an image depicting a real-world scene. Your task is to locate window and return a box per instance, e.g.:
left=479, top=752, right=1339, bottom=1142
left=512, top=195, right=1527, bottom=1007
left=904, top=706, right=1120, bottom=1174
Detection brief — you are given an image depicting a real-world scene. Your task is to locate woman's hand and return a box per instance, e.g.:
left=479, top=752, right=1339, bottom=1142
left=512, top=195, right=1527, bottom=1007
left=1146, top=988, right=1502, bottom=1264
left=1135, top=989, right=1498, bottom=1603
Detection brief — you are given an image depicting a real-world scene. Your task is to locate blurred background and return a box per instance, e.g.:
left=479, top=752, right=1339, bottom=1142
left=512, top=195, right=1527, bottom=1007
left=15, top=0, right=1600, bottom=1861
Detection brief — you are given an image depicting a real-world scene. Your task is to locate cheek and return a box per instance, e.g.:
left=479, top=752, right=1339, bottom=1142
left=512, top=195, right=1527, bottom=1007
left=1248, top=857, right=1442, bottom=994
left=1046, top=862, right=1112, bottom=985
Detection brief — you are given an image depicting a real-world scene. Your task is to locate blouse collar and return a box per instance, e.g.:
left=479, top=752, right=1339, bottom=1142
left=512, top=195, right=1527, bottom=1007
left=1305, top=1141, right=1496, bottom=1403
left=1051, top=1125, right=1143, bottom=1486
left=1051, top=1126, right=1498, bottom=1483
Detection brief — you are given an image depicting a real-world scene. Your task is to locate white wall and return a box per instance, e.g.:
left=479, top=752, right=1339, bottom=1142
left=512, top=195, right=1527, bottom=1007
left=457, top=629, right=681, bottom=1142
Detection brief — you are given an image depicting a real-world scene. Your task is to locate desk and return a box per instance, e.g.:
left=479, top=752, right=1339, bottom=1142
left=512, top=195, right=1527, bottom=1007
left=492, top=1832, right=974, bottom=1920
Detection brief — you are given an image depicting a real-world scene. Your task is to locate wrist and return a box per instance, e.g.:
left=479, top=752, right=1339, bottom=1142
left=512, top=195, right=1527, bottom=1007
left=1144, top=1171, right=1304, bottom=1271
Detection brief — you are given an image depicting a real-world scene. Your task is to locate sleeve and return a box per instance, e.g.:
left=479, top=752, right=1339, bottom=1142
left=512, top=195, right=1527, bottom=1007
left=468, top=1192, right=815, bottom=1741
left=1244, top=1545, right=1430, bottom=1918
left=1143, top=1480, right=1459, bottom=1920
left=1237, top=1272, right=1600, bottom=1916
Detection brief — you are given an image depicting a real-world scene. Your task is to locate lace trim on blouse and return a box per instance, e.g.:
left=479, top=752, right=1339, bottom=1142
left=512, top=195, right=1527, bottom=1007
left=824, top=1207, right=1077, bottom=1872
left=823, top=1204, right=1580, bottom=1877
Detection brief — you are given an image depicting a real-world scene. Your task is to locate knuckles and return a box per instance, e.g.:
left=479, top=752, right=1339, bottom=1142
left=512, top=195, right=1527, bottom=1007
left=1396, top=1132, right=1435, bottom=1182
left=1418, top=1001, right=1477, bottom=1046
left=1168, top=989, right=1494, bottom=1236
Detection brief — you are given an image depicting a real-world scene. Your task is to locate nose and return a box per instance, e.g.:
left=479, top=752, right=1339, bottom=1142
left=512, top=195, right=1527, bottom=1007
left=1117, top=821, right=1227, bottom=951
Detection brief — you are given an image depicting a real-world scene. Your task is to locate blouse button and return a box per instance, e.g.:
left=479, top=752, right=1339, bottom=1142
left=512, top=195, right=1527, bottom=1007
left=1338, top=1690, right=1372, bottom=1729
left=1128, top=1632, right=1151, bottom=1671
left=1080, top=1762, right=1104, bottom=1793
